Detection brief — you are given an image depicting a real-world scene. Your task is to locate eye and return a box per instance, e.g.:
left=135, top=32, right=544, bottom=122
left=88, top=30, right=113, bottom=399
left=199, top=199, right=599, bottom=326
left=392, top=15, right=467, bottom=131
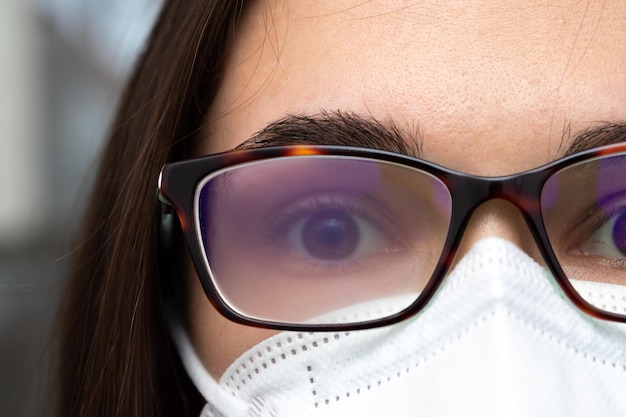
left=578, top=200, right=626, bottom=260
left=285, top=208, right=393, bottom=262
left=265, top=192, right=403, bottom=268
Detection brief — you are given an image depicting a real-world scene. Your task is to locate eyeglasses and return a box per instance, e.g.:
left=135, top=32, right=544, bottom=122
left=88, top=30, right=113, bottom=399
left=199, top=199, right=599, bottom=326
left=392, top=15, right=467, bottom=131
left=158, top=143, right=626, bottom=331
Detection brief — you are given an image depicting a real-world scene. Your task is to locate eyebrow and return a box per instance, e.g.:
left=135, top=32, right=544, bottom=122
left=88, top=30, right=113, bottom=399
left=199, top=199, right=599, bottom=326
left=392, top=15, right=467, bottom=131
left=236, top=111, right=626, bottom=159
left=235, top=111, right=422, bottom=157
left=564, top=122, right=626, bottom=156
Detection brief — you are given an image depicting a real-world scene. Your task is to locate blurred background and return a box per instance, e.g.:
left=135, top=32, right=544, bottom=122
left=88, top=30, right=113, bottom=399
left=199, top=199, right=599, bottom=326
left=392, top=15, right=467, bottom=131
left=1, top=0, right=161, bottom=415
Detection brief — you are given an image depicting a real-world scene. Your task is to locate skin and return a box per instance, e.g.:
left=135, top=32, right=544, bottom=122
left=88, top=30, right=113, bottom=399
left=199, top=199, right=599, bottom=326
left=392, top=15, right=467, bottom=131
left=187, top=0, right=626, bottom=379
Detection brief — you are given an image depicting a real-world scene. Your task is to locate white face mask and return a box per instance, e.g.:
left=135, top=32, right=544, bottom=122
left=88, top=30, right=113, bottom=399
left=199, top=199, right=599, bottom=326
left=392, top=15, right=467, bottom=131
left=172, top=237, right=626, bottom=417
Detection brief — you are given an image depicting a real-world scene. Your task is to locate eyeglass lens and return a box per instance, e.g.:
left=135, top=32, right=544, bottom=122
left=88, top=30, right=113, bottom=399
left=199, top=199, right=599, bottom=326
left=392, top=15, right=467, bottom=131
left=541, top=153, right=626, bottom=316
left=195, top=154, right=626, bottom=325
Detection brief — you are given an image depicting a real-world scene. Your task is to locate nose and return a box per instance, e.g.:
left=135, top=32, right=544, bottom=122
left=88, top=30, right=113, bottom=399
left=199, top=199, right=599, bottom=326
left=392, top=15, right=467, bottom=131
left=452, top=199, right=544, bottom=267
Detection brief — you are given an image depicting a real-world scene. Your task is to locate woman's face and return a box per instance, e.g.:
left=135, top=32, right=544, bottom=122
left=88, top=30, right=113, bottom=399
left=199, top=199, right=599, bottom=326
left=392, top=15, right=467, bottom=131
left=187, top=0, right=626, bottom=378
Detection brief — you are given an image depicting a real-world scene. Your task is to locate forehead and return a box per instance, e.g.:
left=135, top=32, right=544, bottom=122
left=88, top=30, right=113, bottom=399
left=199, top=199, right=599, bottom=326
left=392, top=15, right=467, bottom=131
left=204, top=0, right=626, bottom=174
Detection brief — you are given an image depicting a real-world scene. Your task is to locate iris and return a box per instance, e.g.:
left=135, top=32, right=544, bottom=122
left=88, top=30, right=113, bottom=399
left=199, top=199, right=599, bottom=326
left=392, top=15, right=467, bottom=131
left=301, top=210, right=360, bottom=260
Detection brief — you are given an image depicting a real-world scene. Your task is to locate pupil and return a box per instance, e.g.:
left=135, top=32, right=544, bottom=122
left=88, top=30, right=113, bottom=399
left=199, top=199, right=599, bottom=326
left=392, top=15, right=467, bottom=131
left=612, top=211, right=626, bottom=256
left=302, top=211, right=359, bottom=260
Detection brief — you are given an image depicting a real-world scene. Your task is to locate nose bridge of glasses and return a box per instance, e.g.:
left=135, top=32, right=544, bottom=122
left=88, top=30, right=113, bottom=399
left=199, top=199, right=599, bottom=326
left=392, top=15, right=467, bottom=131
left=450, top=175, right=544, bottom=268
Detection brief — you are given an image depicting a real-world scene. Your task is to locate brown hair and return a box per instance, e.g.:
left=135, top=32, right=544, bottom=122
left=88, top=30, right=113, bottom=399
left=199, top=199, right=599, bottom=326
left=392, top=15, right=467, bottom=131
left=56, top=1, right=244, bottom=415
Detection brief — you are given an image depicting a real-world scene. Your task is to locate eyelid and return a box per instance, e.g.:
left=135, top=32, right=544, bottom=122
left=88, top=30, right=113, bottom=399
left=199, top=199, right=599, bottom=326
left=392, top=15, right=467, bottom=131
left=263, top=190, right=404, bottom=246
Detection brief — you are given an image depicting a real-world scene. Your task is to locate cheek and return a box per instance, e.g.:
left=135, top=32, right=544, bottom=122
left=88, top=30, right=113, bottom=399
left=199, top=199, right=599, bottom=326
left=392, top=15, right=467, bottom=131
left=185, top=260, right=276, bottom=379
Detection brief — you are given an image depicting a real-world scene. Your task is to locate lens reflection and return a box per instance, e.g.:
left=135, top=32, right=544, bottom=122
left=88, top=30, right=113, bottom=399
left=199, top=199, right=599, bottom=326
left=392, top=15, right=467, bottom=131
left=197, top=157, right=452, bottom=325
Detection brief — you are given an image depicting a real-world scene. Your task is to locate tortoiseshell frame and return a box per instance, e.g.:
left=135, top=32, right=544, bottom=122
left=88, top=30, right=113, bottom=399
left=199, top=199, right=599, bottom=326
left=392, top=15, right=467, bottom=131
left=158, top=143, right=626, bottom=331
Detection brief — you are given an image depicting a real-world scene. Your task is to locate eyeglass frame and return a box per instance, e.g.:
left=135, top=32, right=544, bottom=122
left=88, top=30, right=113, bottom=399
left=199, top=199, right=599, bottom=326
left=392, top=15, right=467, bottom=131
left=158, top=142, right=626, bottom=331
